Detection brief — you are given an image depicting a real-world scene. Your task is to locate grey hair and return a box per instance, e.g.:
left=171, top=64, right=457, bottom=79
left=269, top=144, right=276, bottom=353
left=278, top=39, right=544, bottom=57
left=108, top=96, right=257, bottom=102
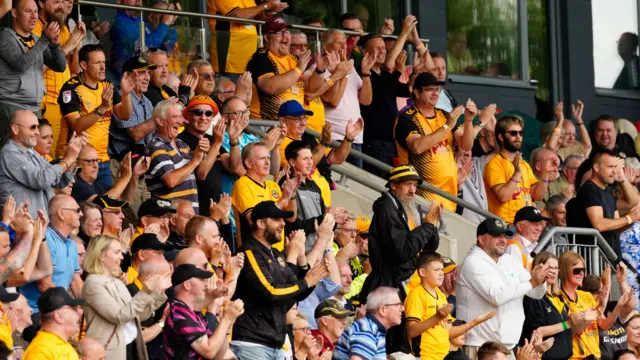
left=563, top=154, right=585, bottom=169
left=187, top=59, right=212, bottom=74
left=144, top=48, right=167, bottom=61
left=322, top=29, right=345, bottom=46
left=366, top=286, right=399, bottom=314
left=545, top=194, right=567, bottom=212
left=214, top=76, right=234, bottom=96
left=152, top=100, right=184, bottom=124
left=530, top=147, right=553, bottom=166
left=290, top=29, right=307, bottom=40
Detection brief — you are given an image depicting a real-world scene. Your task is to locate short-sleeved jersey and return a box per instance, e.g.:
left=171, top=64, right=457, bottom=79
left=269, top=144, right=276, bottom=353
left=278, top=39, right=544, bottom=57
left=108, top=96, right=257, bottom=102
left=163, top=299, right=212, bottom=360
left=33, top=18, right=71, bottom=104
left=561, top=289, right=601, bottom=360
left=22, top=330, right=79, bottom=360
left=305, top=96, right=325, bottom=133
left=484, top=152, right=538, bottom=224
left=57, top=76, right=113, bottom=162
left=405, top=285, right=455, bottom=360
left=0, top=306, right=12, bottom=351
left=208, top=0, right=258, bottom=74
left=393, top=105, right=458, bottom=211
left=231, top=175, right=284, bottom=250
left=145, top=133, right=200, bottom=213
left=247, top=49, right=304, bottom=120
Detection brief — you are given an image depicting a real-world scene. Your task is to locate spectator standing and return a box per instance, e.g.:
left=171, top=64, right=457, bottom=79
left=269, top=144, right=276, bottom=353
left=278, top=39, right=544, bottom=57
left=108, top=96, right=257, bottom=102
left=187, top=60, right=216, bottom=97
left=456, top=218, right=549, bottom=359
left=530, top=147, right=561, bottom=207
left=507, top=206, right=549, bottom=270
left=0, top=0, right=67, bottom=137
left=230, top=201, right=329, bottom=359
left=333, top=286, right=404, bottom=360
left=146, top=100, right=205, bottom=214
left=431, top=52, right=458, bottom=113
left=145, top=49, right=191, bottom=106
left=34, top=119, right=54, bottom=161
left=207, top=0, right=288, bottom=75
left=0, top=111, right=84, bottom=218
left=145, top=3, right=178, bottom=55
left=57, top=44, right=134, bottom=190
left=592, top=115, right=638, bottom=159
left=549, top=154, right=584, bottom=200
left=540, top=195, right=570, bottom=247
left=310, top=299, right=353, bottom=355
left=484, top=115, right=551, bottom=224
left=394, top=72, right=479, bottom=211
left=566, top=150, right=640, bottom=259
left=21, top=287, right=84, bottom=359
left=78, top=201, right=103, bottom=244
left=544, top=101, right=591, bottom=160
left=82, top=235, right=170, bottom=360
left=166, top=200, right=195, bottom=250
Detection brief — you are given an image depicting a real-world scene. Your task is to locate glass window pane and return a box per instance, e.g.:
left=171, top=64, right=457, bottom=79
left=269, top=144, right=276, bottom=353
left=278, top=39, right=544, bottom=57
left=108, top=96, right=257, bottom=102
left=528, top=0, right=550, bottom=101
left=288, top=0, right=343, bottom=28
left=346, top=0, right=401, bottom=34
left=592, top=0, right=639, bottom=90
left=446, top=0, right=521, bottom=79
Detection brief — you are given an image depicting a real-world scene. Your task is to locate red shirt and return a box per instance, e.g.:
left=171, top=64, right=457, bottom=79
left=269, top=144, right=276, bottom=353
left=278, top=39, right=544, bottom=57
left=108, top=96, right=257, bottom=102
left=310, top=329, right=335, bottom=354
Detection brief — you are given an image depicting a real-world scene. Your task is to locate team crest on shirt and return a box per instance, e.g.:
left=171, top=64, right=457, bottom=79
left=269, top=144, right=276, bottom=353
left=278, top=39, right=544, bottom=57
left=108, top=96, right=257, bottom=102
left=62, top=90, right=72, bottom=104
left=272, top=190, right=279, bottom=199
left=277, top=257, right=286, bottom=268
left=495, top=220, right=502, bottom=227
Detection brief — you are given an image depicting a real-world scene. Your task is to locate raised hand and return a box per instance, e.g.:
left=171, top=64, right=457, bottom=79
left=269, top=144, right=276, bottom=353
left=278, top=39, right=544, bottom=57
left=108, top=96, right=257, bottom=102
left=321, top=122, right=332, bottom=145
left=11, top=201, right=33, bottom=236
left=304, top=260, right=330, bottom=286
left=143, top=274, right=172, bottom=294
left=422, top=202, right=443, bottom=225
left=2, top=195, right=16, bottom=226
left=263, top=126, right=280, bottom=151
left=222, top=299, right=245, bottom=322
left=381, top=18, right=394, bottom=35
left=616, top=263, right=628, bottom=286
left=336, top=241, right=359, bottom=262
left=281, top=175, right=300, bottom=201
left=228, top=116, right=247, bottom=142
left=43, top=22, right=61, bottom=44
left=285, top=230, right=306, bottom=260
left=235, top=72, right=252, bottom=102
left=266, top=0, right=289, bottom=13
left=120, top=72, right=136, bottom=95
left=512, top=152, right=522, bottom=174
left=119, top=224, right=134, bottom=252
left=554, top=102, right=564, bottom=128
left=436, top=303, right=453, bottom=319
left=571, top=99, right=584, bottom=123
left=472, top=309, right=497, bottom=325
left=315, top=213, right=335, bottom=242
left=119, top=152, right=133, bottom=180
left=345, top=117, right=364, bottom=140
left=224, top=252, right=245, bottom=280
left=400, top=15, right=418, bottom=36
left=209, top=193, right=231, bottom=223
left=517, top=339, right=540, bottom=360
left=530, top=263, right=549, bottom=287
left=133, top=156, right=150, bottom=177
left=447, top=105, right=464, bottom=128
left=457, top=159, right=473, bottom=184
left=180, top=68, right=198, bottom=90
left=297, top=50, right=312, bottom=72
left=275, top=164, right=290, bottom=185
left=326, top=51, right=341, bottom=73
left=360, top=51, right=375, bottom=75
left=479, top=104, right=497, bottom=126
left=464, top=99, right=478, bottom=122
left=100, top=83, right=114, bottom=110
left=395, top=50, right=407, bottom=73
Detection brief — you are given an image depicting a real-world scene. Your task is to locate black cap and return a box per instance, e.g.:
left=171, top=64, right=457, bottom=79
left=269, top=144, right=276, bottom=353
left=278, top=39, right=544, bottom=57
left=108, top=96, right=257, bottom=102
left=250, top=201, right=294, bottom=223
left=0, top=285, right=19, bottom=303
left=38, top=287, right=85, bottom=314
left=92, top=195, right=129, bottom=210
left=476, top=218, right=514, bottom=238
left=514, top=206, right=550, bottom=224
left=164, top=249, right=180, bottom=262
left=122, top=56, right=158, bottom=73
left=131, top=233, right=172, bottom=254
left=138, top=198, right=176, bottom=218
left=314, top=299, right=355, bottom=319
left=171, top=264, right=214, bottom=287
left=413, top=72, right=445, bottom=89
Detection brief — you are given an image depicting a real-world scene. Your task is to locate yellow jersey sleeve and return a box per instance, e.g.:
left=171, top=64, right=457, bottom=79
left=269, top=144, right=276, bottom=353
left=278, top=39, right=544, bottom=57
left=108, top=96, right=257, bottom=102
left=485, top=157, right=508, bottom=188
left=404, top=287, right=425, bottom=323
left=214, top=0, right=250, bottom=15
left=279, top=137, right=293, bottom=168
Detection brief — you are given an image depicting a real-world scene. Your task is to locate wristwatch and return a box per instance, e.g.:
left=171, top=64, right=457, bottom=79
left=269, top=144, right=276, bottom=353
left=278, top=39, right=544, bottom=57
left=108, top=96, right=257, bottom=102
left=442, top=124, right=451, bottom=132
left=158, top=320, right=165, bottom=329
left=94, top=107, right=105, bottom=117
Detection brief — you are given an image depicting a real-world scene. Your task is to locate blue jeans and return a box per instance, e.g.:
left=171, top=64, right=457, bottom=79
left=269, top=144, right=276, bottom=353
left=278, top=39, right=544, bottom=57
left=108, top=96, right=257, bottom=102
left=230, top=343, right=285, bottom=360
left=97, top=161, right=113, bottom=191
left=345, top=142, right=363, bottom=168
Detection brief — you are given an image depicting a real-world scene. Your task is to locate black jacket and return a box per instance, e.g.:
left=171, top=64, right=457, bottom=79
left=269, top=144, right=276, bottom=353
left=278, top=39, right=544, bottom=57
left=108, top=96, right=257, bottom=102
left=145, top=82, right=191, bottom=106
left=360, top=191, right=439, bottom=302
left=232, top=237, right=315, bottom=348
left=522, top=294, right=573, bottom=360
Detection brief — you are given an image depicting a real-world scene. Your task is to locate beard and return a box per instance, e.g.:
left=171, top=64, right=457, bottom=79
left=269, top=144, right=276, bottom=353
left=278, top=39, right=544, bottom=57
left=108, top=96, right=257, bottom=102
left=46, top=9, right=66, bottom=26
left=265, top=224, right=282, bottom=244
left=399, top=196, right=420, bottom=226
left=502, top=137, right=521, bottom=152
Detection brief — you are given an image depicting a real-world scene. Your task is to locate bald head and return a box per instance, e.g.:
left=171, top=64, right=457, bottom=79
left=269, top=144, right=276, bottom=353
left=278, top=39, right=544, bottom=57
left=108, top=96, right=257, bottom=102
left=48, top=195, right=76, bottom=217
left=138, top=258, right=172, bottom=280
left=77, top=337, right=106, bottom=360
left=175, top=248, right=208, bottom=268
left=9, top=110, right=39, bottom=147
left=48, top=195, right=81, bottom=231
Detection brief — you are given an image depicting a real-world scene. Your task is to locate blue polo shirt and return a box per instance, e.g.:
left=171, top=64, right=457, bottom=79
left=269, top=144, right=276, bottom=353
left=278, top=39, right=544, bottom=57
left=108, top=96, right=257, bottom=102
left=333, top=314, right=387, bottom=360
left=19, top=226, right=80, bottom=313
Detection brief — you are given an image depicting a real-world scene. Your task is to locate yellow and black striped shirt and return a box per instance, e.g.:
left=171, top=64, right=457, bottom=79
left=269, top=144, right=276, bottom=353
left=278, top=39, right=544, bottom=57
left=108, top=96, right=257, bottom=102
left=33, top=18, right=71, bottom=104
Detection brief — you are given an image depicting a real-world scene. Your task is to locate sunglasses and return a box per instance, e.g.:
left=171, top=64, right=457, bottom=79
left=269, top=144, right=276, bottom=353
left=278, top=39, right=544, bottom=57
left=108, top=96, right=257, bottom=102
left=572, top=267, right=586, bottom=275
left=15, top=123, right=38, bottom=130
left=190, top=109, right=214, bottom=117
left=201, top=73, right=214, bottom=80
left=505, top=130, right=524, bottom=137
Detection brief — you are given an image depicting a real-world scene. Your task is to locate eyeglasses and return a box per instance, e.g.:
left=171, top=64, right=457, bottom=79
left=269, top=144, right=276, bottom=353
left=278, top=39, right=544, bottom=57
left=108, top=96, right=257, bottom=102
left=382, top=302, right=403, bottom=308
left=290, top=43, right=309, bottom=50
left=201, top=73, right=214, bottom=81
left=190, top=109, right=214, bottom=117
left=15, top=123, right=38, bottom=130
left=62, top=208, right=82, bottom=214
left=224, top=109, right=250, bottom=117
left=505, top=130, right=524, bottom=137
left=572, top=267, right=586, bottom=275
left=268, top=29, right=290, bottom=37
left=293, top=326, right=310, bottom=333
left=79, top=158, right=100, bottom=165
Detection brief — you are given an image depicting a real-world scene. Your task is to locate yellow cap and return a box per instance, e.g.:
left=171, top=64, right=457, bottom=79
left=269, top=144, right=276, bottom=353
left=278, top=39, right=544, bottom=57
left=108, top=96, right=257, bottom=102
left=356, top=216, right=371, bottom=234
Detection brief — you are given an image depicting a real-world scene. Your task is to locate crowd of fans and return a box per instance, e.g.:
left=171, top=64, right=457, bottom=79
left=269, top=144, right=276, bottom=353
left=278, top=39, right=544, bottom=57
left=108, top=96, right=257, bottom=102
left=0, top=0, right=637, bottom=359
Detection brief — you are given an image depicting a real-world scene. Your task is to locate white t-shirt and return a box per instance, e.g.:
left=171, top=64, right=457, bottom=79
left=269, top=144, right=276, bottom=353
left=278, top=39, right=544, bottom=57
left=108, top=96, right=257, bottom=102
left=324, top=68, right=363, bottom=144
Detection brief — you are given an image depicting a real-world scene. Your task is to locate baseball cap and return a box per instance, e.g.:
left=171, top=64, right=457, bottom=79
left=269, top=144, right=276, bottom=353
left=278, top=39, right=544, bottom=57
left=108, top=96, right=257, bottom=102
left=38, top=287, right=85, bottom=314
left=442, top=256, right=457, bottom=274
left=0, top=285, right=19, bottom=303
left=171, top=264, right=214, bottom=287
left=250, top=201, right=294, bottom=223
left=164, top=249, right=180, bottom=262
left=131, top=233, right=173, bottom=254
left=262, top=17, right=292, bottom=34
left=93, top=195, right=129, bottom=210
left=138, top=198, right=176, bottom=218
left=413, top=72, right=445, bottom=89
left=356, top=216, right=371, bottom=234
left=278, top=100, right=313, bottom=118
left=386, top=165, right=423, bottom=188
left=476, top=218, right=514, bottom=238
left=514, top=206, right=550, bottom=224
left=122, top=56, right=158, bottom=73
left=314, top=299, right=355, bottom=319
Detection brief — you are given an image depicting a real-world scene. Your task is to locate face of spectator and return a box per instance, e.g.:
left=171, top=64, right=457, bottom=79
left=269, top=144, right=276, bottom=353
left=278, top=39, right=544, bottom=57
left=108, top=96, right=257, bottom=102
left=419, top=260, right=444, bottom=288
left=11, top=111, right=40, bottom=148
left=515, top=220, right=545, bottom=242
left=215, top=79, right=235, bottom=104
left=342, top=18, right=362, bottom=43
left=432, top=57, right=447, bottom=82
left=196, top=65, right=215, bottom=96
left=0, top=232, right=10, bottom=258
left=8, top=294, right=33, bottom=330
left=365, top=38, right=386, bottom=65
left=76, top=241, right=86, bottom=269
left=561, top=121, right=576, bottom=148
left=336, top=219, right=357, bottom=246
left=449, top=33, right=468, bottom=58
left=324, top=32, right=347, bottom=54
left=320, top=315, right=347, bottom=341
left=62, top=0, right=73, bottom=16
left=594, top=153, right=617, bottom=185
left=594, top=120, right=616, bottom=150
left=413, top=86, right=440, bottom=107
left=265, top=29, right=292, bottom=57
left=535, top=151, right=560, bottom=181
left=56, top=176, right=74, bottom=196
left=40, top=0, right=65, bottom=25
left=81, top=50, right=107, bottom=82
left=261, top=217, right=284, bottom=245
left=142, top=214, right=171, bottom=235
left=246, top=145, right=271, bottom=178
left=56, top=304, right=82, bottom=338
left=34, top=124, right=53, bottom=156
left=544, top=258, right=559, bottom=285
left=500, top=124, right=523, bottom=152
left=139, top=248, right=164, bottom=263
left=618, top=33, right=637, bottom=60
left=199, top=220, right=221, bottom=254
left=78, top=146, right=100, bottom=183
left=282, top=114, right=308, bottom=139
left=338, top=263, right=352, bottom=295
left=562, top=158, right=582, bottom=184
left=187, top=277, right=207, bottom=303
left=478, top=233, right=508, bottom=259
left=289, top=34, right=308, bottom=57
left=148, top=53, right=169, bottom=87
left=157, top=106, right=185, bottom=140
left=101, top=240, right=124, bottom=274
left=81, top=208, right=103, bottom=237
left=292, top=317, right=311, bottom=347
left=102, top=208, right=124, bottom=234
left=355, top=234, right=368, bottom=256
left=57, top=197, right=83, bottom=230
left=549, top=203, right=567, bottom=227
left=289, top=148, right=313, bottom=177
left=187, top=104, right=215, bottom=134
left=480, top=127, right=496, bottom=150
left=131, top=69, right=150, bottom=94
left=627, top=317, right=640, bottom=347
left=567, top=260, right=585, bottom=286
left=380, top=293, right=404, bottom=327
left=222, top=98, right=249, bottom=129
left=172, top=202, right=195, bottom=235
left=390, top=180, right=418, bottom=202
left=440, top=268, right=457, bottom=295
left=457, top=149, right=471, bottom=166
left=12, top=0, right=38, bottom=33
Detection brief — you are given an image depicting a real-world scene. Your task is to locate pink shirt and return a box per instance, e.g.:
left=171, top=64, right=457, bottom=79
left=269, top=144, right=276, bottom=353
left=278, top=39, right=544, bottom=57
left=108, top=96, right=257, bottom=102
left=324, top=67, right=364, bottom=144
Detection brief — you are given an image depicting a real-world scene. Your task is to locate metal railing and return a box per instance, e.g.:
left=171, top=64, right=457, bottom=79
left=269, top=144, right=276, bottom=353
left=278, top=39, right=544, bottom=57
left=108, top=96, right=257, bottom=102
left=76, top=0, right=430, bottom=59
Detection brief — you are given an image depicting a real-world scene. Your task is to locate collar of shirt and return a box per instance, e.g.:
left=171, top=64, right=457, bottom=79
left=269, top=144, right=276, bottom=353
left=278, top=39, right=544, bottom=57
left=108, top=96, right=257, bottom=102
left=48, top=225, right=71, bottom=242
left=365, top=314, right=387, bottom=335
left=515, top=234, right=537, bottom=252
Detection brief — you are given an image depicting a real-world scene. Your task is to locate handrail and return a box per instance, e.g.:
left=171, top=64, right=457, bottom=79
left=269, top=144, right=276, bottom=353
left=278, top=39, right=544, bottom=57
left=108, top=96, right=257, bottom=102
left=532, top=226, right=618, bottom=261
left=248, top=119, right=502, bottom=223
left=75, top=0, right=430, bottom=44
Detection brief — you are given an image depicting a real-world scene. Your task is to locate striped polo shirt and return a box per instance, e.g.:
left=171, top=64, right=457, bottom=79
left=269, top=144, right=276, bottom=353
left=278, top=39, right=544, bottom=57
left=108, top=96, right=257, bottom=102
left=145, top=132, right=199, bottom=213
left=333, top=315, right=387, bottom=360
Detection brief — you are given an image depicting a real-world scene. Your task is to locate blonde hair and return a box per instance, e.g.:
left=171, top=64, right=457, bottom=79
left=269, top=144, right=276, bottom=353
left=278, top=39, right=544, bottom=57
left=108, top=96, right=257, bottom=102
left=533, top=251, right=560, bottom=296
left=558, top=251, right=584, bottom=284
left=83, top=235, right=119, bottom=275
